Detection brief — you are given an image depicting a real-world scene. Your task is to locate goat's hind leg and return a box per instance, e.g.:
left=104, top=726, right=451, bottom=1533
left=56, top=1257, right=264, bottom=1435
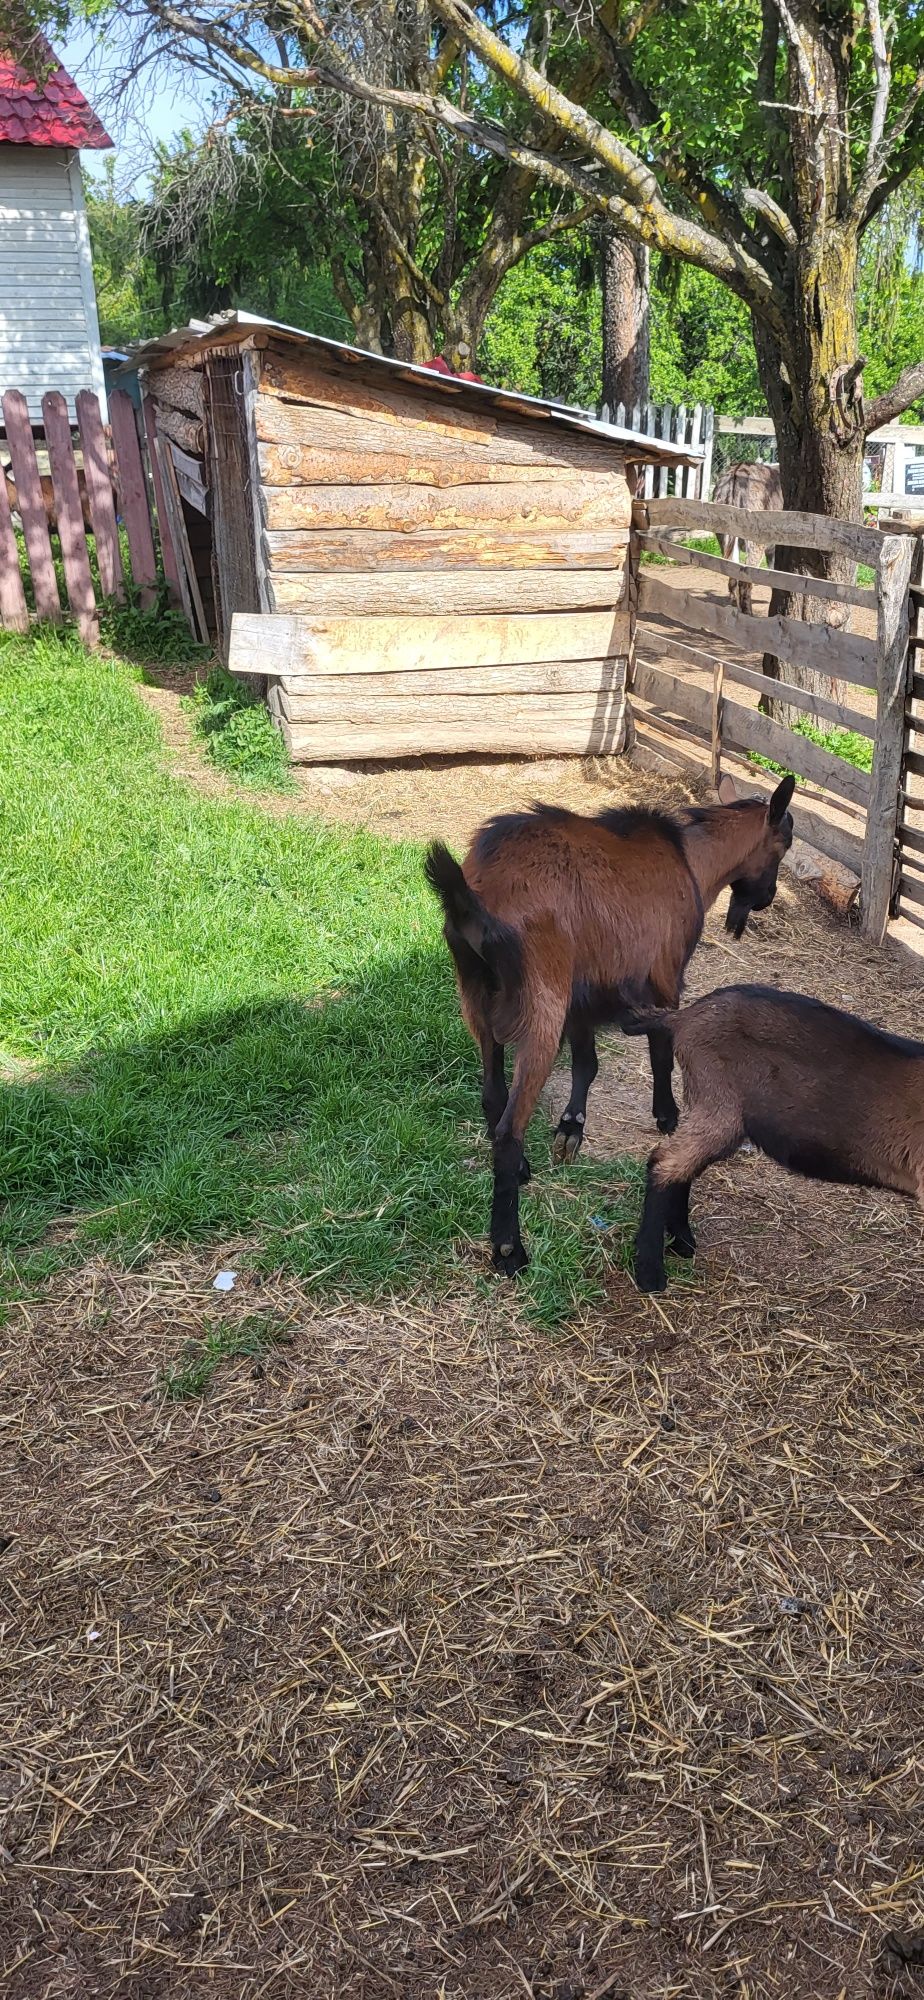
left=634, top=1109, right=740, bottom=1293
left=479, top=1032, right=530, bottom=1183
left=553, top=1024, right=598, bottom=1164
left=491, top=1014, right=564, bottom=1276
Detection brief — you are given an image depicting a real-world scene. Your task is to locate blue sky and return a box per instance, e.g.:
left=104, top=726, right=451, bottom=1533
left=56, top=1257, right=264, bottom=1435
left=61, top=23, right=209, bottom=186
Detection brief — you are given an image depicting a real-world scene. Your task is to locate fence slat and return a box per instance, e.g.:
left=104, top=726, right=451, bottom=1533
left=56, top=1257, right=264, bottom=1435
left=76, top=389, right=123, bottom=603
left=109, top=390, right=157, bottom=606
left=638, top=569, right=878, bottom=686
left=0, top=453, right=29, bottom=632
left=2, top=389, right=60, bottom=622
left=863, top=533, right=919, bottom=940
left=142, top=395, right=182, bottom=604
left=42, top=391, right=98, bottom=646
left=646, top=495, right=883, bottom=565
left=638, top=532, right=876, bottom=609
left=657, top=402, right=672, bottom=500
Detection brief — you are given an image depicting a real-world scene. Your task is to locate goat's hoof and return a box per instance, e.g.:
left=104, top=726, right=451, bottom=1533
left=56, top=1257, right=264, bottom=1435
left=518, top=1155, right=532, bottom=1186
left=552, top=1119, right=583, bottom=1165
left=635, top=1256, right=667, bottom=1294
left=493, top=1238, right=528, bottom=1278
left=656, top=1109, right=679, bottom=1136
left=668, top=1230, right=696, bottom=1259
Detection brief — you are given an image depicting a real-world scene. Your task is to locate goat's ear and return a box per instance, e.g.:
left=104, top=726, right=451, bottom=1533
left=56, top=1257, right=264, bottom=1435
left=768, top=774, right=796, bottom=823
left=717, top=775, right=738, bottom=804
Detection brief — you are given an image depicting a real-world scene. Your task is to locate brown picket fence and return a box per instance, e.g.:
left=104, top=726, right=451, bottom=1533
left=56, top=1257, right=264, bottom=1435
left=0, top=387, right=186, bottom=646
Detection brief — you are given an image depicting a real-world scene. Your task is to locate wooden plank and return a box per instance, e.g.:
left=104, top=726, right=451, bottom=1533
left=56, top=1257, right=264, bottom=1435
left=262, top=480, right=629, bottom=534
left=278, top=658, right=627, bottom=713
left=0, top=453, right=29, bottom=632
left=142, top=395, right=182, bottom=606
left=151, top=402, right=206, bottom=456
left=76, top=389, right=123, bottom=603
left=170, top=442, right=209, bottom=515
left=146, top=364, right=206, bottom=419
left=864, top=534, right=920, bottom=936
left=229, top=608, right=630, bottom=679
left=257, top=442, right=624, bottom=489
left=638, top=532, right=876, bottom=608
left=717, top=658, right=875, bottom=737
left=898, top=869, right=924, bottom=911
left=264, top=528, right=628, bottom=573
left=720, top=697, right=871, bottom=807
left=41, top=391, right=98, bottom=646
left=169, top=443, right=207, bottom=489
left=155, top=435, right=209, bottom=644
left=254, top=393, right=628, bottom=473
left=241, top=350, right=275, bottom=617
left=646, top=496, right=883, bottom=566
left=898, top=821, right=924, bottom=858
left=638, top=569, right=877, bottom=686
left=633, top=661, right=714, bottom=732
left=269, top=569, right=626, bottom=615
left=1, top=388, right=60, bottom=622
left=281, top=691, right=630, bottom=763
left=109, top=391, right=157, bottom=608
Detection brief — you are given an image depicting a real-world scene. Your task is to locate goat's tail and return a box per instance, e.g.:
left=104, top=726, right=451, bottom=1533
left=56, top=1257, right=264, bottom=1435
left=621, top=1004, right=678, bottom=1040
left=424, top=842, right=523, bottom=1022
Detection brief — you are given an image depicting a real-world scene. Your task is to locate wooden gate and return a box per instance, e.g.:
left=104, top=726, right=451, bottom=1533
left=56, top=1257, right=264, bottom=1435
left=630, top=496, right=918, bottom=940
left=896, top=536, right=924, bottom=926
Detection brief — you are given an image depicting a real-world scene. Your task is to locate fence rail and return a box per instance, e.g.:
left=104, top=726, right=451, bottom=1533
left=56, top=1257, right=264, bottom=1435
left=631, top=496, right=920, bottom=936
left=0, top=386, right=184, bottom=644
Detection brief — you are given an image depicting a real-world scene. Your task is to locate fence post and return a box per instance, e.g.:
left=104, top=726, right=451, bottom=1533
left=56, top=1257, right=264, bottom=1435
left=861, top=532, right=918, bottom=941
left=42, top=390, right=99, bottom=647
left=109, top=390, right=157, bottom=607
left=2, top=389, right=61, bottom=623
left=700, top=407, right=715, bottom=501
left=0, top=456, right=29, bottom=633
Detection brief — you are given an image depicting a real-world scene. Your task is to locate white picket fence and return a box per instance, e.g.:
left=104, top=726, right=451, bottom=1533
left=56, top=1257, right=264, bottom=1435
left=596, top=399, right=715, bottom=500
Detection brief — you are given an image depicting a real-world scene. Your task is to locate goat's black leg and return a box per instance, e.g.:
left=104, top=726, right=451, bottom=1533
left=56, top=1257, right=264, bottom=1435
left=491, top=1131, right=529, bottom=1277
left=490, top=1016, right=564, bottom=1276
left=634, top=1158, right=671, bottom=1294
left=552, top=1026, right=599, bottom=1164
left=480, top=1035, right=529, bottom=1185
left=648, top=1023, right=679, bottom=1134
left=665, top=1178, right=696, bottom=1258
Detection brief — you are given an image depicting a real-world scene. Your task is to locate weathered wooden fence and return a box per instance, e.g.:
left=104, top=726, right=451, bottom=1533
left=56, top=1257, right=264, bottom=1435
left=596, top=400, right=714, bottom=501
left=0, top=386, right=183, bottom=645
left=631, top=495, right=919, bottom=940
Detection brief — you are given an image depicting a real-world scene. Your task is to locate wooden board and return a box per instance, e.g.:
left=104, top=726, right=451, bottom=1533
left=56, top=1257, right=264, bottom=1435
left=638, top=532, right=876, bottom=608
left=1, top=387, right=60, bottom=623
left=254, top=392, right=629, bottom=473
left=0, top=448, right=29, bottom=632
left=281, top=691, right=629, bottom=762
left=278, top=659, right=627, bottom=714
left=109, top=391, right=157, bottom=607
left=269, top=569, right=627, bottom=615
left=42, top=391, right=98, bottom=646
left=170, top=442, right=209, bottom=515
left=257, top=442, right=623, bottom=489
left=863, top=533, right=918, bottom=939
left=716, top=658, right=875, bottom=737
left=76, top=389, right=123, bottom=602
left=264, top=528, right=628, bottom=573
left=262, top=480, right=629, bottom=534
left=142, top=395, right=182, bottom=607
left=638, top=570, right=877, bottom=686
left=644, top=496, right=883, bottom=567
left=229, top=608, right=630, bottom=679
left=720, top=697, right=871, bottom=808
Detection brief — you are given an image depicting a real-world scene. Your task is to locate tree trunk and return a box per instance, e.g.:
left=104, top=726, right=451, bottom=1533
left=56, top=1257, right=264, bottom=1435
left=751, top=266, right=866, bottom=726
left=601, top=229, right=650, bottom=412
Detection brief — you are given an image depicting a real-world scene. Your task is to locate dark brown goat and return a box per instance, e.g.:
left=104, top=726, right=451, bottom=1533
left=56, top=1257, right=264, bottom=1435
left=632, top=985, right=924, bottom=1293
left=425, top=774, right=795, bottom=1275
left=713, top=460, right=783, bottom=615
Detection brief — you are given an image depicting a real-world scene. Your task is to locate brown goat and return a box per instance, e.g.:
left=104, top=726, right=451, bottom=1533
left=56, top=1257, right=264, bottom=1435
left=425, top=773, right=795, bottom=1276
left=632, top=984, right=924, bottom=1293
left=3, top=458, right=96, bottom=533
left=713, top=460, right=783, bottom=615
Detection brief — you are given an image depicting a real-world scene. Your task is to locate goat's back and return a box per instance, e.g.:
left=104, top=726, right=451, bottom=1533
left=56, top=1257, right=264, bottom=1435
left=463, top=804, right=703, bottom=998
left=674, top=985, right=924, bottom=1190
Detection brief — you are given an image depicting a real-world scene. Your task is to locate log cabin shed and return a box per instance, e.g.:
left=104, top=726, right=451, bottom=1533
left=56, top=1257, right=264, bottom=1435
left=131, top=312, right=697, bottom=763
left=0, top=37, right=111, bottom=419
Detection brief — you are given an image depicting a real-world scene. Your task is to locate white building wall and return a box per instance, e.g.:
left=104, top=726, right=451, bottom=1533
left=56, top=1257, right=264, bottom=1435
left=0, top=144, right=105, bottom=420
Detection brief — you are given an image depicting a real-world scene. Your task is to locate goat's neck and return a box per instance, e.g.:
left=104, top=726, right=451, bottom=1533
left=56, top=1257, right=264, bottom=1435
left=681, top=809, right=765, bottom=908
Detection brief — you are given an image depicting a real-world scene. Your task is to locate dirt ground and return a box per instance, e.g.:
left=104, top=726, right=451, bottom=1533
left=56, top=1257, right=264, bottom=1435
left=4, top=683, right=924, bottom=1998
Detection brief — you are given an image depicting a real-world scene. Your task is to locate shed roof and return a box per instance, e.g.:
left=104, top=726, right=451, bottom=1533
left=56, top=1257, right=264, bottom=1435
left=0, top=36, right=112, bottom=148
left=129, top=310, right=700, bottom=465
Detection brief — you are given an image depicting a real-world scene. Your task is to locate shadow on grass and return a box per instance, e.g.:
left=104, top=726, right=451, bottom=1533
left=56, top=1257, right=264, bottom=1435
left=0, top=950, right=645, bottom=1328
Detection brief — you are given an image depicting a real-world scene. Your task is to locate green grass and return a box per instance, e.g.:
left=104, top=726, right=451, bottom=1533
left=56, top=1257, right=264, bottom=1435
left=0, top=624, right=645, bottom=1326
left=185, top=664, right=294, bottom=791
left=751, top=712, right=873, bottom=785
left=160, top=1314, right=285, bottom=1398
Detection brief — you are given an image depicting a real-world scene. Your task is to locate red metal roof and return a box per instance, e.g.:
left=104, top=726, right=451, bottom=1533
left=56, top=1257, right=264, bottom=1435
left=0, top=36, right=112, bottom=148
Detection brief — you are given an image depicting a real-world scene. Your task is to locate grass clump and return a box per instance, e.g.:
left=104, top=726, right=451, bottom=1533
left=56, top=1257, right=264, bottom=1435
left=751, top=712, right=873, bottom=784
left=185, top=664, right=294, bottom=791
left=0, top=623, right=636, bottom=1326
left=161, top=1314, right=283, bottom=1398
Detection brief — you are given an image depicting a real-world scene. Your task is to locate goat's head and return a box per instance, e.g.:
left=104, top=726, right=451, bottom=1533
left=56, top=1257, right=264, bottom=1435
left=718, top=773, right=795, bottom=938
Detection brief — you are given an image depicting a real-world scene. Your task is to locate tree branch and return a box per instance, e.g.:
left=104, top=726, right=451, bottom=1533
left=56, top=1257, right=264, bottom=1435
left=740, top=184, right=797, bottom=253
left=367, top=196, right=448, bottom=310
left=865, top=359, right=924, bottom=434
left=855, top=65, right=924, bottom=224
left=864, top=0, right=891, bottom=167
left=516, top=200, right=597, bottom=255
